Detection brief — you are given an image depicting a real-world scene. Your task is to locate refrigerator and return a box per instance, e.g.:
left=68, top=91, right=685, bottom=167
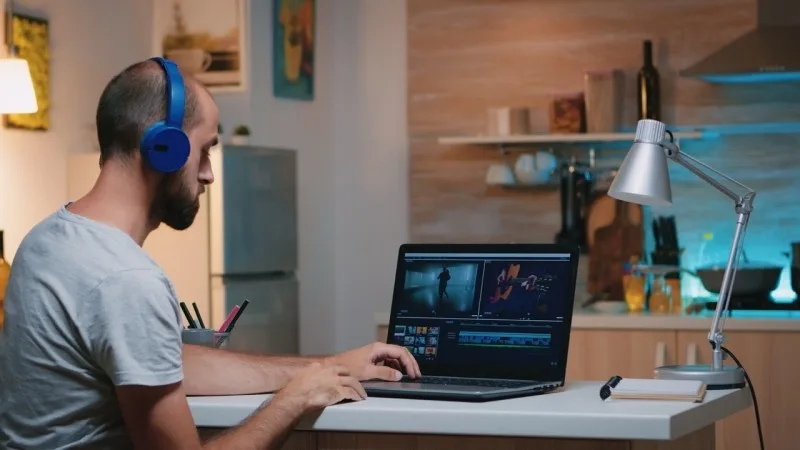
left=208, top=145, right=299, bottom=355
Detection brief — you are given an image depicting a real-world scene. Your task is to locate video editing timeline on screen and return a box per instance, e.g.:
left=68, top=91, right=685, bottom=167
left=391, top=252, right=572, bottom=365
left=457, top=330, right=551, bottom=349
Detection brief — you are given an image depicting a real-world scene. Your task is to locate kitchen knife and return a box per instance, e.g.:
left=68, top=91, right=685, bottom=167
left=658, top=216, right=671, bottom=249
left=668, top=216, right=679, bottom=250
left=652, top=219, right=662, bottom=251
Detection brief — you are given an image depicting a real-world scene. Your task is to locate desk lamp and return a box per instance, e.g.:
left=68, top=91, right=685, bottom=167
left=608, top=119, right=748, bottom=389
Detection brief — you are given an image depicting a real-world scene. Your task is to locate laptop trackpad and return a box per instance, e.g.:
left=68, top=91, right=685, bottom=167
left=362, top=381, right=492, bottom=393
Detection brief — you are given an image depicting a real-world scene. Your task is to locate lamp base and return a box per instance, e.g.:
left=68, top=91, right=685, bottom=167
left=654, top=364, right=746, bottom=390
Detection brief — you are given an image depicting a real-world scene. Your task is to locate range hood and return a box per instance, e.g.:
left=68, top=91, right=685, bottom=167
left=681, top=0, right=800, bottom=83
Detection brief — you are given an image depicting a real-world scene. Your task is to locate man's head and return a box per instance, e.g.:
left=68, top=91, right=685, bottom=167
left=95, top=59, right=218, bottom=230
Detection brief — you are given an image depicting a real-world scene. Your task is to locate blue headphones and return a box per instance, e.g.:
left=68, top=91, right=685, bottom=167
left=139, top=57, right=191, bottom=173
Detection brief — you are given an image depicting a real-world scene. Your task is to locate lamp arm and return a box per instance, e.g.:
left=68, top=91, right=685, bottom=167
left=660, top=139, right=757, bottom=372
left=708, top=209, right=751, bottom=370
left=663, top=141, right=754, bottom=206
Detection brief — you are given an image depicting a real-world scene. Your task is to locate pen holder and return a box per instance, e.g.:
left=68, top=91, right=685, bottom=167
left=181, top=329, right=230, bottom=349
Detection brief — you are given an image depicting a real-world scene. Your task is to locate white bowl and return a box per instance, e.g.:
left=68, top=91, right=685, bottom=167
left=591, top=301, right=629, bottom=314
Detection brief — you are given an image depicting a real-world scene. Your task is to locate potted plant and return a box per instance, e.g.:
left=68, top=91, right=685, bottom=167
left=230, top=125, right=250, bottom=145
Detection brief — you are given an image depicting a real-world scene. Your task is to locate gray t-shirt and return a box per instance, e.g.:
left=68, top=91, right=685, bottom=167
left=0, top=205, right=184, bottom=449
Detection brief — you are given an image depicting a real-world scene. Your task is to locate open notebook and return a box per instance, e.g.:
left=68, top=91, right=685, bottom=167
left=603, top=377, right=707, bottom=402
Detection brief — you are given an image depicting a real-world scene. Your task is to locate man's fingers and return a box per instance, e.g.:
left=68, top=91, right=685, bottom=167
left=362, top=364, right=403, bottom=381
left=397, top=345, right=421, bottom=378
left=338, top=386, right=362, bottom=402
left=370, top=343, right=421, bottom=377
left=384, top=358, right=402, bottom=371
left=340, top=375, right=368, bottom=398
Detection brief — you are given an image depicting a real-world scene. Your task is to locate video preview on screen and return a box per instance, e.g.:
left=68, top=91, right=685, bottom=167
left=479, top=261, right=562, bottom=319
left=399, top=261, right=480, bottom=317
left=396, top=258, right=568, bottom=320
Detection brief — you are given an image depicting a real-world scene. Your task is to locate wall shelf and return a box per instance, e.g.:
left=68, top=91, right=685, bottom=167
left=487, top=180, right=561, bottom=191
left=437, top=131, right=705, bottom=146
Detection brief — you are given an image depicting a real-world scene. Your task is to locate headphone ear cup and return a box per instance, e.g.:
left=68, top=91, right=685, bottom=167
left=140, top=121, right=190, bottom=173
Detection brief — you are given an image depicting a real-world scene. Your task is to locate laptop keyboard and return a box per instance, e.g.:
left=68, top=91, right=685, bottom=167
left=404, top=376, right=537, bottom=389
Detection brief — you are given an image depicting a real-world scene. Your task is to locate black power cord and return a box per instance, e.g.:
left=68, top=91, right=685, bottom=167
left=720, top=345, right=764, bottom=450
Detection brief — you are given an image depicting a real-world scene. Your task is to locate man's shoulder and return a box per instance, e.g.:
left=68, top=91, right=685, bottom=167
left=17, top=206, right=163, bottom=280
left=93, top=268, right=175, bottom=298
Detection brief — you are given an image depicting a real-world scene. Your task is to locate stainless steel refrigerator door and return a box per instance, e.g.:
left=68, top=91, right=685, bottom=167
left=213, top=274, right=299, bottom=355
left=210, top=146, right=298, bottom=276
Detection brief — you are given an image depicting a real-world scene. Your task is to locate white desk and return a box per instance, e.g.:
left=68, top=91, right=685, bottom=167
left=190, top=381, right=752, bottom=449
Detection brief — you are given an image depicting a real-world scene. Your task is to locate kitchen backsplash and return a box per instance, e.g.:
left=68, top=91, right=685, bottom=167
left=407, top=0, right=800, bottom=301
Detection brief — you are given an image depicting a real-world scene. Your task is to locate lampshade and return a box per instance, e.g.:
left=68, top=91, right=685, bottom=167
left=607, top=119, right=673, bottom=207
left=0, top=57, right=38, bottom=114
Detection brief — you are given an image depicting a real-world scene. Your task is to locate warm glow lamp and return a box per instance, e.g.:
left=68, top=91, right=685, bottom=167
left=0, top=57, right=37, bottom=114
left=1, top=0, right=36, bottom=114
left=608, top=119, right=751, bottom=389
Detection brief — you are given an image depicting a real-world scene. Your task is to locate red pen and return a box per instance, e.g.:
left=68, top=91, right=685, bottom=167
left=218, top=305, right=240, bottom=333
left=224, top=299, right=250, bottom=333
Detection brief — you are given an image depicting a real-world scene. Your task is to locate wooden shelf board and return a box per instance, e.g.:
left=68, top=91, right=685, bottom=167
left=437, top=131, right=704, bottom=146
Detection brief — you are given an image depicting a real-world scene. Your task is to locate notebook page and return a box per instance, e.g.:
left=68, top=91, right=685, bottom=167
left=612, top=379, right=703, bottom=395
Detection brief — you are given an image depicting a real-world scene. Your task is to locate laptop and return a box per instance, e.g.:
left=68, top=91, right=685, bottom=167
left=362, top=243, right=579, bottom=402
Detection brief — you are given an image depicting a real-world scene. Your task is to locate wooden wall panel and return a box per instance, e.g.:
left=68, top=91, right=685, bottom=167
left=407, top=0, right=800, bottom=299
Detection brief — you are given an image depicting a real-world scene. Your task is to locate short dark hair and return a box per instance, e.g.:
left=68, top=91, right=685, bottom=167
left=95, top=59, right=200, bottom=165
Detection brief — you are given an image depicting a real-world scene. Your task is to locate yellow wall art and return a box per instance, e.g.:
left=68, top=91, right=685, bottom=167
left=4, top=12, right=50, bottom=131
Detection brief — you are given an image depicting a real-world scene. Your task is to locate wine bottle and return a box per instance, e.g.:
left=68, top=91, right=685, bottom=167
left=637, top=40, right=660, bottom=121
left=0, top=230, right=9, bottom=329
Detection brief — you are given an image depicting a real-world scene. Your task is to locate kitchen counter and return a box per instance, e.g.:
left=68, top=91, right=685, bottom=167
left=192, top=381, right=750, bottom=449
left=374, top=307, right=800, bottom=332
left=373, top=302, right=799, bottom=449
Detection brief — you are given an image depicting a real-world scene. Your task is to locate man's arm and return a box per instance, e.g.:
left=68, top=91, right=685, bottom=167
left=117, top=381, right=304, bottom=450
left=182, top=344, right=321, bottom=396
left=183, top=342, right=422, bottom=397
left=117, top=364, right=365, bottom=450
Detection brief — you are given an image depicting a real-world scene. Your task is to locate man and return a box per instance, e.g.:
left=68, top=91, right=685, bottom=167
left=0, top=58, right=420, bottom=449
left=437, top=265, right=451, bottom=301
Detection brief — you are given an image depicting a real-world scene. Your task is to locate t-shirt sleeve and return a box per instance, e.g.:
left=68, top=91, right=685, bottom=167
left=86, top=269, right=184, bottom=387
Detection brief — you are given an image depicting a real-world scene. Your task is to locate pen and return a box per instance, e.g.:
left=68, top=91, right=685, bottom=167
left=599, top=375, right=623, bottom=401
left=191, top=302, right=206, bottom=329
left=224, top=299, right=250, bottom=333
left=218, top=305, right=240, bottom=333
left=179, top=302, right=197, bottom=329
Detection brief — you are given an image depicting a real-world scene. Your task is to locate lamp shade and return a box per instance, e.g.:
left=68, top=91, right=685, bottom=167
left=607, top=119, right=673, bottom=207
left=0, top=57, right=38, bottom=114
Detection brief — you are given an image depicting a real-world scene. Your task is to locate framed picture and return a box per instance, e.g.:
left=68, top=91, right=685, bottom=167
left=152, top=0, right=248, bottom=93
left=272, top=0, right=315, bottom=100
left=3, top=12, right=50, bottom=131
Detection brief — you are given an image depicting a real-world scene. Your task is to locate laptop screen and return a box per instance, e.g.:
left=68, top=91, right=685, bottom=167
left=387, top=244, right=577, bottom=381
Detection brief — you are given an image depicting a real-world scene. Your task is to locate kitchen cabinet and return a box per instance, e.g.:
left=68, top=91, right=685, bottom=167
left=378, top=325, right=388, bottom=343
left=565, top=330, right=676, bottom=380
left=376, top=324, right=798, bottom=450
left=677, top=330, right=798, bottom=450
left=571, top=329, right=796, bottom=450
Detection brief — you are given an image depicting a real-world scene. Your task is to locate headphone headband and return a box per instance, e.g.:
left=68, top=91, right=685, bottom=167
left=150, top=56, right=185, bottom=129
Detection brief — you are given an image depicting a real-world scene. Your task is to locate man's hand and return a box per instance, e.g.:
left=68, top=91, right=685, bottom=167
left=273, top=362, right=367, bottom=411
left=325, top=342, right=422, bottom=381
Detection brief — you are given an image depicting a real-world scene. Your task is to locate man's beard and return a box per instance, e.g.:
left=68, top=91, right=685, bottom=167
left=149, top=171, right=200, bottom=231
